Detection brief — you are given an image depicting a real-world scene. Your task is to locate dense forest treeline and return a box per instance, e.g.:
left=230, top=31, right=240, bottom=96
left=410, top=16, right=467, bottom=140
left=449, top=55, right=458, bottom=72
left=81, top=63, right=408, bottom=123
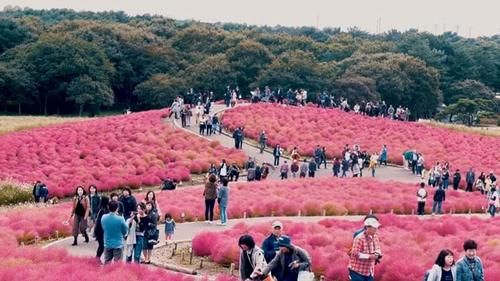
left=0, top=7, right=498, bottom=122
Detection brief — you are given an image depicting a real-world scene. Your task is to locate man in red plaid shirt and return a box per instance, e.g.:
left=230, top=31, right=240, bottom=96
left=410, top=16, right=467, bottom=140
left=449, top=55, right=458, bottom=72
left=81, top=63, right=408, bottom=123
left=348, top=216, right=382, bottom=281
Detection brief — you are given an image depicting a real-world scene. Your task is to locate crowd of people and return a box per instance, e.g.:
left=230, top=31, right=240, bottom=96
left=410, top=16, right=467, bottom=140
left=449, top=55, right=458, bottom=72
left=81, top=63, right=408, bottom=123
left=65, top=185, right=172, bottom=265
left=265, top=143, right=385, bottom=180
left=244, top=86, right=412, bottom=121
left=237, top=216, right=485, bottom=281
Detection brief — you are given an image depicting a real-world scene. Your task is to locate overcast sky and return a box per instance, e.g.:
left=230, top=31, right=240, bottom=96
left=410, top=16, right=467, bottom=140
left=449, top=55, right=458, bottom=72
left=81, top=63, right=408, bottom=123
left=1, top=0, right=499, bottom=37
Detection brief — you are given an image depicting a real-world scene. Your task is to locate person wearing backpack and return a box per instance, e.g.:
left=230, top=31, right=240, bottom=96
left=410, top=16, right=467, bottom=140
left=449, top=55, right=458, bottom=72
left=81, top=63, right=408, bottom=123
left=425, top=249, right=457, bottom=281
left=455, top=240, right=484, bottom=281
left=416, top=182, right=428, bottom=216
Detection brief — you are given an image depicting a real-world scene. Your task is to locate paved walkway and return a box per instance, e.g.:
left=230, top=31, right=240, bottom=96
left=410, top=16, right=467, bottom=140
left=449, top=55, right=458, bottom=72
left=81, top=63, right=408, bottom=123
left=172, top=103, right=421, bottom=183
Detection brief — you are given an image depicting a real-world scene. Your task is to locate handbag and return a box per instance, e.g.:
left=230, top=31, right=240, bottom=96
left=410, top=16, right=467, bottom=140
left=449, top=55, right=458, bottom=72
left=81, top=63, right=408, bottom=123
left=297, top=270, right=314, bottom=281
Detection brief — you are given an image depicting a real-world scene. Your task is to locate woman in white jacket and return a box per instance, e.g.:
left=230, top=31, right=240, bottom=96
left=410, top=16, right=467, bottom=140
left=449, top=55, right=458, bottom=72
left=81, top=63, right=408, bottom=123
left=238, top=235, right=267, bottom=281
left=427, top=249, right=457, bottom=281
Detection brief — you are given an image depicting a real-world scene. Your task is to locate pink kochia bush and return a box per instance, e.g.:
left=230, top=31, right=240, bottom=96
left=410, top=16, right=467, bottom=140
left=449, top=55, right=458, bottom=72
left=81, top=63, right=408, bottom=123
left=155, top=178, right=486, bottom=221
left=0, top=208, right=232, bottom=281
left=0, top=245, right=212, bottom=281
left=222, top=104, right=500, bottom=176
left=0, top=203, right=72, bottom=244
left=192, top=215, right=500, bottom=281
left=0, top=109, right=246, bottom=197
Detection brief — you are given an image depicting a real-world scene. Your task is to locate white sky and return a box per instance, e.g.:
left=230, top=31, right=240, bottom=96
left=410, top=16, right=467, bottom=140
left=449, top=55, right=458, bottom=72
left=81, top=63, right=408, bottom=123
left=1, top=0, right=499, bottom=37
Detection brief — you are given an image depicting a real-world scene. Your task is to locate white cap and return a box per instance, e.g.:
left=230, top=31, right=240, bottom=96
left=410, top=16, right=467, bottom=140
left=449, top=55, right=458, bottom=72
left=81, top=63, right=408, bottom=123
left=364, top=217, right=381, bottom=228
left=272, top=221, right=283, bottom=229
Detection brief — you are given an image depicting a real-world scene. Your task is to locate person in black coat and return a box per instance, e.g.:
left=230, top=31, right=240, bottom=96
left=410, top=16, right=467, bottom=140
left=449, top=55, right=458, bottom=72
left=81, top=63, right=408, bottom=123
left=94, top=196, right=109, bottom=259
left=273, top=144, right=282, bottom=166
left=452, top=169, right=461, bottom=190
left=233, top=127, right=242, bottom=149
left=119, top=188, right=137, bottom=220
left=432, top=186, right=446, bottom=215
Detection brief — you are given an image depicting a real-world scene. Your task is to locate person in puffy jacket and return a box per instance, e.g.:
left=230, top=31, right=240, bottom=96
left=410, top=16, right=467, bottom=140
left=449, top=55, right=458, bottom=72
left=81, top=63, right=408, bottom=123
left=426, top=249, right=457, bottom=281
left=239, top=235, right=267, bottom=281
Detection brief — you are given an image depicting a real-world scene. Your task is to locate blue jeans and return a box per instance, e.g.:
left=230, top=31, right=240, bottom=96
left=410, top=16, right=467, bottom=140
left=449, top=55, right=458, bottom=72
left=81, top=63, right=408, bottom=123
left=443, top=179, right=449, bottom=189
left=220, top=206, right=227, bottom=224
left=432, top=201, right=443, bottom=214
left=134, top=235, right=144, bottom=263
left=349, top=269, right=374, bottom=281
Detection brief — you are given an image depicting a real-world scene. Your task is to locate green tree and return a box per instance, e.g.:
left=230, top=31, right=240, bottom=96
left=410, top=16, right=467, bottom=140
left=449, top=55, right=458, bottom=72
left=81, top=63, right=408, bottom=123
left=133, top=74, right=185, bottom=109
left=0, top=18, right=32, bottom=54
left=66, top=75, right=114, bottom=116
left=446, top=79, right=495, bottom=105
left=226, top=40, right=273, bottom=95
left=251, top=50, right=328, bottom=92
left=0, top=63, right=36, bottom=114
left=437, top=98, right=480, bottom=126
left=22, top=33, right=114, bottom=115
left=342, top=53, right=441, bottom=118
left=333, top=74, right=379, bottom=104
left=184, top=54, right=235, bottom=99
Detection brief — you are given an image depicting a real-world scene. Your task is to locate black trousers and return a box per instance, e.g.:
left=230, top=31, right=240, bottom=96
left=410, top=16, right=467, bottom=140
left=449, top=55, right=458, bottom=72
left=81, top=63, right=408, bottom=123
left=417, top=202, right=425, bottom=215
left=96, top=236, right=104, bottom=258
left=205, top=199, right=216, bottom=221
left=274, top=156, right=280, bottom=166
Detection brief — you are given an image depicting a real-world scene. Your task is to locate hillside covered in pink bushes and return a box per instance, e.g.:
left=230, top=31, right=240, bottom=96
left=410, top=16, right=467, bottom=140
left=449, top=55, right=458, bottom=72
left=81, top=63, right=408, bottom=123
left=193, top=215, right=500, bottom=281
left=222, top=104, right=500, bottom=177
left=0, top=109, right=246, bottom=197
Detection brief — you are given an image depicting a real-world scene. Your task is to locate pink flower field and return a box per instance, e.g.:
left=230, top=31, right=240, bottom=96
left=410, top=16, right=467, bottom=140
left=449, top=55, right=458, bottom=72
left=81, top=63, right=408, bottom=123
left=0, top=243, right=227, bottom=281
left=154, top=178, right=486, bottom=221
left=0, top=204, right=72, bottom=244
left=0, top=109, right=246, bottom=197
left=222, top=104, right=500, bottom=177
left=192, top=215, right=500, bottom=281
left=2, top=177, right=486, bottom=245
